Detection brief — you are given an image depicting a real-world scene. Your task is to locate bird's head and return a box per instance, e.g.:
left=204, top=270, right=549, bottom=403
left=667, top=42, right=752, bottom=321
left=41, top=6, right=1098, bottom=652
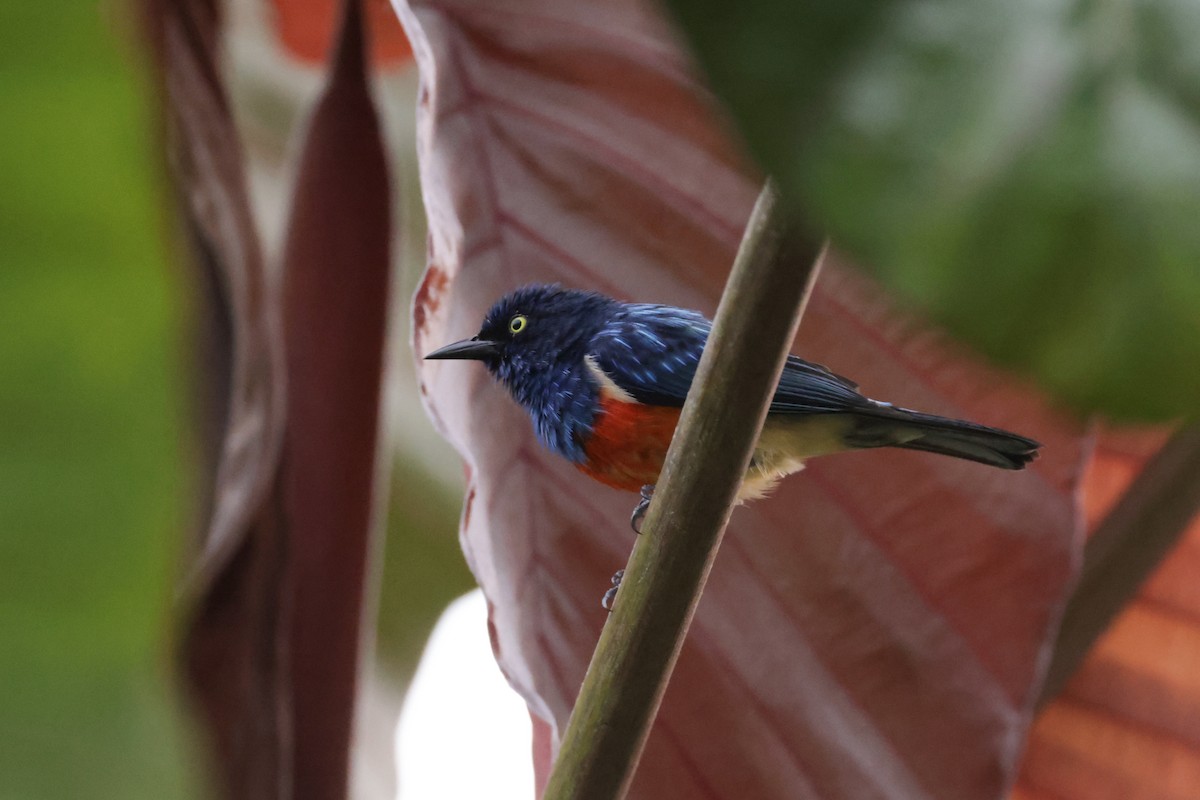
left=424, top=284, right=618, bottom=398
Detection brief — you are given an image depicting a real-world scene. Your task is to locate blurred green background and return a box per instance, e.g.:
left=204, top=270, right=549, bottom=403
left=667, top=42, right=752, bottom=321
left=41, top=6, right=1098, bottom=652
left=0, top=3, right=476, bottom=797
left=0, top=2, right=199, bottom=797
left=669, top=0, right=1200, bottom=420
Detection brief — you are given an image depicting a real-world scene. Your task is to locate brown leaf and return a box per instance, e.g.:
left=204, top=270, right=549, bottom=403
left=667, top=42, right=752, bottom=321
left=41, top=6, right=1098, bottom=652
left=147, top=0, right=290, bottom=794
left=394, top=0, right=1090, bottom=797
left=150, top=0, right=392, bottom=796
left=151, top=0, right=287, bottom=603
left=1016, top=432, right=1200, bottom=800
left=279, top=1, right=393, bottom=796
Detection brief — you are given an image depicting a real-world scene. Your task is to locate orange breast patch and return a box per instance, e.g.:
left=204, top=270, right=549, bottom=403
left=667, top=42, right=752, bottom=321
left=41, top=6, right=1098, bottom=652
left=577, top=398, right=681, bottom=492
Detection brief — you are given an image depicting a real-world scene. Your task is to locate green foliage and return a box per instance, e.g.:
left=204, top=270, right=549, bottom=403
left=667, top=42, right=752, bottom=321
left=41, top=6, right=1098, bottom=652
left=0, top=4, right=198, bottom=797
left=375, top=459, right=475, bottom=682
left=668, top=0, right=1200, bottom=420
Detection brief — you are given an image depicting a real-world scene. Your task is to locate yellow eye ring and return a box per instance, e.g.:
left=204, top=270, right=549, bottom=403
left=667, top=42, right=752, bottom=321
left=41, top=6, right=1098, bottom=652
left=509, top=314, right=528, bottom=334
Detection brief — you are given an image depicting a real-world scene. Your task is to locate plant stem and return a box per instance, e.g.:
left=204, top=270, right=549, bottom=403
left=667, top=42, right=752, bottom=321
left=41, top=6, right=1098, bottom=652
left=1039, top=425, right=1200, bottom=705
left=541, top=182, right=824, bottom=800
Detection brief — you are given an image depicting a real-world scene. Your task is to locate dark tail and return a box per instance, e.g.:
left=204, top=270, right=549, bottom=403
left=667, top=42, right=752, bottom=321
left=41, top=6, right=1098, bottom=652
left=844, top=407, right=1041, bottom=470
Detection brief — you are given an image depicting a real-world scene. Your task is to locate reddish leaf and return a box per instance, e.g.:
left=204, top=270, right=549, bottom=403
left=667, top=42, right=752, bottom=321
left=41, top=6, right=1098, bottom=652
left=394, top=0, right=1089, bottom=797
left=280, top=1, right=393, bottom=796
left=1016, top=432, right=1200, bottom=800
left=151, top=0, right=391, bottom=797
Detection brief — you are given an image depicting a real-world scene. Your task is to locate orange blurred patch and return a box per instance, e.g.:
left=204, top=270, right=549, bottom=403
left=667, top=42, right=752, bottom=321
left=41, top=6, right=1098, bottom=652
left=1016, top=429, right=1200, bottom=800
left=269, top=0, right=413, bottom=66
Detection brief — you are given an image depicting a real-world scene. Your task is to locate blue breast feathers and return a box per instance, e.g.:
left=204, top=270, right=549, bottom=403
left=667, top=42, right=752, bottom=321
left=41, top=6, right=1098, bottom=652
left=498, top=352, right=598, bottom=463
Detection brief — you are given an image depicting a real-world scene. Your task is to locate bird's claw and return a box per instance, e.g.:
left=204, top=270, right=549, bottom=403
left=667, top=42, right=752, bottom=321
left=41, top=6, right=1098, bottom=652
left=601, top=568, right=624, bottom=612
left=630, top=485, right=655, bottom=534
left=609, top=484, right=655, bottom=608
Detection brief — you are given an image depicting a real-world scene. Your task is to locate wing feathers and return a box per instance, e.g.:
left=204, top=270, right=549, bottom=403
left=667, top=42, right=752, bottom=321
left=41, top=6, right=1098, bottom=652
left=589, top=306, right=868, bottom=414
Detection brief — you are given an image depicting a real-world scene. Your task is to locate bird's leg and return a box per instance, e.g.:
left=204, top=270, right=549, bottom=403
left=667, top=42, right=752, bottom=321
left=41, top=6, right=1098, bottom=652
left=601, top=568, right=624, bottom=612
left=610, top=485, right=654, bottom=608
left=630, top=484, right=655, bottom=534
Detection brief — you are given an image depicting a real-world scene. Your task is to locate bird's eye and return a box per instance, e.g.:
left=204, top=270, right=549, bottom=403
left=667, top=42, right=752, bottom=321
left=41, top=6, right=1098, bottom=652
left=508, top=315, right=528, bottom=334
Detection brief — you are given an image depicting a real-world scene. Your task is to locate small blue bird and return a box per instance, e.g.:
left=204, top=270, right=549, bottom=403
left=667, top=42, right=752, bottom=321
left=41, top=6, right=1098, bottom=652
left=426, top=285, right=1040, bottom=506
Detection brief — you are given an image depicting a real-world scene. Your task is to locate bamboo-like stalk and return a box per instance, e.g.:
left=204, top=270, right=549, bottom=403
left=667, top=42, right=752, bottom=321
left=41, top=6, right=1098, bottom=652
left=541, top=182, right=824, bottom=800
left=1039, top=425, right=1200, bottom=705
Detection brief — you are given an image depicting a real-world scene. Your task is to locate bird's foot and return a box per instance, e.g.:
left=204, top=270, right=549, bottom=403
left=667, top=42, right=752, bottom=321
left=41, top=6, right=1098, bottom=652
left=601, top=569, right=624, bottom=612
left=630, top=485, right=655, bottom=534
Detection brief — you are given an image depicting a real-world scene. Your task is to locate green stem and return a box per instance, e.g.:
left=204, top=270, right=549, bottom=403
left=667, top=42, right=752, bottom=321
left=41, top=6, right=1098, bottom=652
left=541, top=182, right=824, bottom=800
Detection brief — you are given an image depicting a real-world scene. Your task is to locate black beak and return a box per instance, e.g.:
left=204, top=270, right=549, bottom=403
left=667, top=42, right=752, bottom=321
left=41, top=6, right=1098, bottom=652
left=424, top=337, right=500, bottom=361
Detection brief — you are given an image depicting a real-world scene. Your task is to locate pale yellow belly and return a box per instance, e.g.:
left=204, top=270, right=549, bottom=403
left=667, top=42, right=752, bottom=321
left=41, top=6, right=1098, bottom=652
left=739, top=414, right=854, bottom=501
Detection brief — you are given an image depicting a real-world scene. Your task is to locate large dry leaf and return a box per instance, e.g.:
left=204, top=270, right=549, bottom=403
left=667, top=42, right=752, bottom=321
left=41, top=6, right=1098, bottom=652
left=153, top=0, right=392, bottom=796
left=394, top=0, right=1089, bottom=797
left=1015, top=432, right=1200, bottom=800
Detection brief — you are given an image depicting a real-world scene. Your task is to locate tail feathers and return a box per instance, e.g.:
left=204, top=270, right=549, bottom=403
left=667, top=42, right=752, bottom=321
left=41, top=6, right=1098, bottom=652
left=845, top=407, right=1041, bottom=470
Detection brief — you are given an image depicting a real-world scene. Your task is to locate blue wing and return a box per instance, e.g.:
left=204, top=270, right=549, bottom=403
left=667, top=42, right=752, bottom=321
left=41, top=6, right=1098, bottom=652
left=589, top=303, right=868, bottom=414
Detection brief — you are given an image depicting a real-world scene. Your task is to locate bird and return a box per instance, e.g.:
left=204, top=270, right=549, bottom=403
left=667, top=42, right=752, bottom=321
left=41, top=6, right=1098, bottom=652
left=424, top=284, right=1041, bottom=513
